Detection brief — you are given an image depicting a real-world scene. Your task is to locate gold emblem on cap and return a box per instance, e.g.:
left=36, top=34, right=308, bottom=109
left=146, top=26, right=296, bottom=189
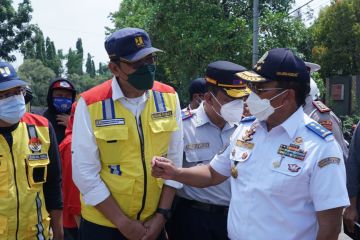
left=0, top=67, right=11, bottom=77
left=135, top=36, right=145, bottom=47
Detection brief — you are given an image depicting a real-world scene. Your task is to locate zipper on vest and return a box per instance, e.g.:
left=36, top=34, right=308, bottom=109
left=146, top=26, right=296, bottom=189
left=136, top=116, right=147, bottom=220
left=10, top=147, right=20, bottom=240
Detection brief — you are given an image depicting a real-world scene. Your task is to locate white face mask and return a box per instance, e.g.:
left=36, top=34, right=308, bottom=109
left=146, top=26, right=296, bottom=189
left=0, top=94, right=26, bottom=124
left=246, top=90, right=287, bottom=121
left=210, top=92, right=244, bottom=124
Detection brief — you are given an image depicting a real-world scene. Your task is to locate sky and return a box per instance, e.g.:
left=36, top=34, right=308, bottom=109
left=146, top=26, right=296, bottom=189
left=11, top=0, right=331, bottom=69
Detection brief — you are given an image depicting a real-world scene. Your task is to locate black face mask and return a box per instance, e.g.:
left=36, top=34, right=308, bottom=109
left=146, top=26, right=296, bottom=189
left=127, top=64, right=156, bottom=90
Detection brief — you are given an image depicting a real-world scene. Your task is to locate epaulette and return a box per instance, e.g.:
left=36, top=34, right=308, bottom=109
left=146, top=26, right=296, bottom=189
left=181, top=109, right=193, bottom=120
left=312, top=100, right=331, bottom=113
left=241, top=116, right=256, bottom=123
left=306, top=122, right=333, bottom=140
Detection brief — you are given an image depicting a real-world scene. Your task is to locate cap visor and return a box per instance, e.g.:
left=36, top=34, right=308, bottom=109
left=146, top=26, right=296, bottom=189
left=235, top=71, right=268, bottom=83
left=0, top=79, right=28, bottom=91
left=223, top=87, right=251, bottom=99
left=123, top=47, right=164, bottom=62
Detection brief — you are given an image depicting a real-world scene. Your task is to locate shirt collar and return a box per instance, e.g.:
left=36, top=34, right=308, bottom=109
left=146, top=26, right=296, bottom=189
left=111, top=76, right=148, bottom=102
left=194, top=103, right=210, bottom=127
left=279, top=107, right=304, bottom=138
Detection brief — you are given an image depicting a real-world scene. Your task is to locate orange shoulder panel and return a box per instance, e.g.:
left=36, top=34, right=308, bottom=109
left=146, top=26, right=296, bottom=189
left=21, top=112, right=49, bottom=127
left=152, top=81, right=176, bottom=93
left=81, top=79, right=112, bottom=105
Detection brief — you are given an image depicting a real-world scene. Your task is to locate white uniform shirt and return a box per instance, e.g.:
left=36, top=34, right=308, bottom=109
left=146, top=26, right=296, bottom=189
left=177, top=103, right=235, bottom=206
left=211, top=107, right=349, bottom=240
left=72, top=77, right=183, bottom=206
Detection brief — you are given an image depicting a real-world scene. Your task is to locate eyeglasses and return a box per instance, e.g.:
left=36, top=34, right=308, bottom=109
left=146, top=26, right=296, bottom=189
left=248, top=84, right=283, bottom=94
left=0, top=87, right=26, bottom=100
left=120, top=54, right=157, bottom=69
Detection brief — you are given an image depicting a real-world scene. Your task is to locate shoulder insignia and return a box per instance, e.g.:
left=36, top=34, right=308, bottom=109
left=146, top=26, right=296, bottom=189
left=318, top=157, right=340, bottom=168
left=241, top=116, right=256, bottom=123
left=306, top=122, right=333, bottom=139
left=181, top=109, right=193, bottom=120
left=319, top=120, right=333, bottom=131
left=312, top=100, right=331, bottom=113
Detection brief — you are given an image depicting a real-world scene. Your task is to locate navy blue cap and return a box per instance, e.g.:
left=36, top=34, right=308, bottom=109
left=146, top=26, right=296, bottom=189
left=205, top=61, right=251, bottom=98
left=236, top=48, right=310, bottom=83
left=188, top=78, right=206, bottom=96
left=105, top=27, right=163, bottom=62
left=0, top=61, right=28, bottom=91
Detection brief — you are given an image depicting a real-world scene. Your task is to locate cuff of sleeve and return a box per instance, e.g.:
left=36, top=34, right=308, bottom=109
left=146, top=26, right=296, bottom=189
left=83, top=182, right=110, bottom=206
left=164, top=180, right=183, bottom=189
left=314, top=196, right=350, bottom=211
left=210, top=161, right=231, bottom=177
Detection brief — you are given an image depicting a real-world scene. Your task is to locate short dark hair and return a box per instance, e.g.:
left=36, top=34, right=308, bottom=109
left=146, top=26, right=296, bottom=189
left=276, top=80, right=310, bottom=107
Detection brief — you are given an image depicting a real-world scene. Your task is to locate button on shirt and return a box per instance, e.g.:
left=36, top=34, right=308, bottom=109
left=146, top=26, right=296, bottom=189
left=72, top=77, right=183, bottom=206
left=177, top=103, right=235, bottom=206
left=210, top=107, right=349, bottom=240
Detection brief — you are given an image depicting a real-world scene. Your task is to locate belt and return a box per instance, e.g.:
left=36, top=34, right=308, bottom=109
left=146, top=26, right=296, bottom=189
left=178, top=197, right=229, bottom=216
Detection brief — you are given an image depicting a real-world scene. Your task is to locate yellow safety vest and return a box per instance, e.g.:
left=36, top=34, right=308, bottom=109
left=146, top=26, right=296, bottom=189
left=0, top=112, right=51, bottom=240
left=81, top=80, right=178, bottom=227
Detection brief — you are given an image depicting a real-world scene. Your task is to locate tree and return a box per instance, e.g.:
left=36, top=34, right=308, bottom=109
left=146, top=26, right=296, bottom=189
left=110, top=0, right=307, bottom=101
left=85, top=53, right=96, bottom=77
left=0, top=0, right=33, bottom=61
left=66, top=38, right=84, bottom=75
left=312, top=0, right=360, bottom=77
left=17, top=59, right=56, bottom=106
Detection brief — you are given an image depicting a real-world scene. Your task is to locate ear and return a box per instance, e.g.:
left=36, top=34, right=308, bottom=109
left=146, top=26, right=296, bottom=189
left=108, top=62, right=128, bottom=80
left=284, top=89, right=296, bottom=104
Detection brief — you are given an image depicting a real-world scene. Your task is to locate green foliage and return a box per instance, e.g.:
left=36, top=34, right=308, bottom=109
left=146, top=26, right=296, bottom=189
left=17, top=59, right=55, bottom=106
left=0, top=0, right=33, bottom=61
left=66, top=38, right=84, bottom=75
left=21, top=26, right=63, bottom=75
left=68, top=73, right=111, bottom=94
left=85, top=53, right=96, bottom=77
left=342, top=114, right=360, bottom=137
left=312, top=0, right=360, bottom=77
left=110, top=0, right=308, bottom=103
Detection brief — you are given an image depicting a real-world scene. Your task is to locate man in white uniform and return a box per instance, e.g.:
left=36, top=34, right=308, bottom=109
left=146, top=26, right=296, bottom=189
left=151, top=48, right=349, bottom=240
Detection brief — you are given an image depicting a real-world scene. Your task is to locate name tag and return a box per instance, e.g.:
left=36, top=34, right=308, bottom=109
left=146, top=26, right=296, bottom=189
left=236, top=140, right=254, bottom=149
left=151, top=110, right=173, bottom=119
left=95, top=118, right=125, bottom=127
left=185, top=143, right=210, bottom=150
left=28, top=154, right=48, bottom=161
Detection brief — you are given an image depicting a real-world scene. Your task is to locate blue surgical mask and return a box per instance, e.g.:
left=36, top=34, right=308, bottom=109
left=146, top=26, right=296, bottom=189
left=53, top=97, right=72, bottom=113
left=0, top=94, right=26, bottom=124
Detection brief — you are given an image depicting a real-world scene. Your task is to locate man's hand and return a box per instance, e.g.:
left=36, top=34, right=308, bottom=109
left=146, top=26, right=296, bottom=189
left=141, top=214, right=166, bottom=240
left=118, top=218, right=147, bottom=240
left=151, top=156, right=179, bottom=180
left=56, top=114, right=70, bottom=127
left=344, top=205, right=358, bottom=233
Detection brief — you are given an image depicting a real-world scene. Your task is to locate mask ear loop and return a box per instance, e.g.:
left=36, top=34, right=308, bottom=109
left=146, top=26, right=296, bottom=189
left=269, top=89, right=288, bottom=110
left=209, top=92, right=223, bottom=118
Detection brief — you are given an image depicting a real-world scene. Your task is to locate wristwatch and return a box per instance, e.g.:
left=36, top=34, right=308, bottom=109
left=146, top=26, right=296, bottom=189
left=156, top=208, right=171, bottom=221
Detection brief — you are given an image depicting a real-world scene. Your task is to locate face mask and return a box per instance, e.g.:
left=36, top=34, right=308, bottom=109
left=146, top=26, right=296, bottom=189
left=220, top=99, right=244, bottom=124
left=246, top=90, right=287, bottom=121
left=210, top=92, right=244, bottom=123
left=0, top=94, right=26, bottom=124
left=53, top=97, right=72, bottom=113
left=127, top=64, right=156, bottom=90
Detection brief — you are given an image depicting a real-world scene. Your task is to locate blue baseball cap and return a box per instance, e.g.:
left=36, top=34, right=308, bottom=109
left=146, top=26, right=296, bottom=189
left=105, top=27, right=163, bottom=63
left=0, top=61, right=28, bottom=91
left=236, top=48, right=310, bottom=84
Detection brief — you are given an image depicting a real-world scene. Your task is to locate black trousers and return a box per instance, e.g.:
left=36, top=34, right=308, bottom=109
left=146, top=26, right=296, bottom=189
left=78, top=218, right=167, bottom=240
left=64, top=227, right=78, bottom=240
left=166, top=197, right=229, bottom=240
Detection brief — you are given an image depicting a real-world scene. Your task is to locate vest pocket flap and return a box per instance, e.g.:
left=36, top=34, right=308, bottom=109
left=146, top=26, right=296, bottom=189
left=149, top=119, right=178, bottom=133
left=94, top=126, right=128, bottom=141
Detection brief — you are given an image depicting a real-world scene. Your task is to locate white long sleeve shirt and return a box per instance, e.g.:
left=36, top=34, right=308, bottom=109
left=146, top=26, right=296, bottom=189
left=72, top=77, right=183, bottom=206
